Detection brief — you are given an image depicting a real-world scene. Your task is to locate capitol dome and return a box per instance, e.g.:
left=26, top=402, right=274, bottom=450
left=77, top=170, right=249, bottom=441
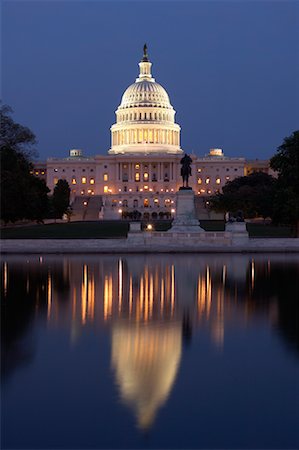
left=109, top=45, right=183, bottom=155
left=120, top=80, right=172, bottom=110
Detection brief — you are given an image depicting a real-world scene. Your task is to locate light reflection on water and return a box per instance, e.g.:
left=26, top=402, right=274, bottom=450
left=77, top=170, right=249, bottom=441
left=1, top=254, right=299, bottom=449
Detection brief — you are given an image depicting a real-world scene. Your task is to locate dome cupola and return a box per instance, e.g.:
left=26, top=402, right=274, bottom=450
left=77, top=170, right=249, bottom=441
left=109, top=45, right=182, bottom=155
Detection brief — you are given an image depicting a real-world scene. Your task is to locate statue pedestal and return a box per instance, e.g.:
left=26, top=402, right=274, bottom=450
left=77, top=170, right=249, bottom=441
left=169, top=189, right=204, bottom=233
left=225, top=221, right=249, bottom=242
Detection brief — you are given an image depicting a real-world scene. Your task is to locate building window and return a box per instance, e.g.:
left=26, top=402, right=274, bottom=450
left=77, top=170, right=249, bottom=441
left=143, top=172, right=149, bottom=180
left=154, top=198, right=159, bottom=205
left=205, top=178, right=210, bottom=184
left=103, top=173, right=108, bottom=181
left=72, top=178, right=76, bottom=185
left=104, top=186, right=108, bottom=193
left=135, top=173, right=140, bottom=182
left=82, top=177, right=87, bottom=184
left=41, top=171, right=45, bottom=175
left=133, top=199, right=138, bottom=208
left=144, top=198, right=149, bottom=208
left=90, top=178, right=95, bottom=184
left=82, top=169, right=85, bottom=172
left=197, top=168, right=201, bottom=173
left=124, top=186, right=127, bottom=192
left=54, top=178, right=58, bottom=185
left=216, top=178, right=221, bottom=184
left=123, top=200, right=128, bottom=207
left=135, top=164, right=140, bottom=169
left=197, top=178, right=202, bottom=184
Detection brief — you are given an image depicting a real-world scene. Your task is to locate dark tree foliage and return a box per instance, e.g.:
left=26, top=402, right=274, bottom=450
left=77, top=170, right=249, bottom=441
left=270, top=131, right=299, bottom=231
left=52, top=179, right=70, bottom=219
left=210, top=172, right=277, bottom=219
left=0, top=105, right=50, bottom=223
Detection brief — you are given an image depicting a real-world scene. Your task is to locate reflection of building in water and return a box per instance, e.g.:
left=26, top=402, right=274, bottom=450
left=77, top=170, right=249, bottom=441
left=111, top=322, right=181, bottom=429
left=3, top=254, right=298, bottom=427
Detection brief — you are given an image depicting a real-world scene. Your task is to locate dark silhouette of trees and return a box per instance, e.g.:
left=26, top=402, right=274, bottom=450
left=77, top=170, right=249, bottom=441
left=210, top=172, right=276, bottom=219
left=52, top=179, right=70, bottom=219
left=270, top=130, right=299, bottom=234
left=0, top=105, right=49, bottom=223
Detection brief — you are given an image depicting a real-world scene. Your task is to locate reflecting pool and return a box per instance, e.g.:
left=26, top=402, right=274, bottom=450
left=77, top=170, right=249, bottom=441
left=1, top=254, right=299, bottom=449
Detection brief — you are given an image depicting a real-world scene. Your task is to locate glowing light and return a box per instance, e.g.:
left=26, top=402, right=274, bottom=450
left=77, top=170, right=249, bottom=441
left=47, top=272, right=52, bottom=320
left=82, top=177, right=87, bottom=184
left=118, top=259, right=123, bottom=313
left=103, top=173, right=108, bottom=181
left=251, top=259, right=255, bottom=289
left=90, top=178, right=95, bottom=184
left=171, top=208, right=175, bottom=213
left=147, top=224, right=153, bottom=231
left=83, top=201, right=88, bottom=206
left=118, top=209, right=123, bottom=214
left=3, top=262, right=8, bottom=296
left=104, top=185, right=108, bottom=193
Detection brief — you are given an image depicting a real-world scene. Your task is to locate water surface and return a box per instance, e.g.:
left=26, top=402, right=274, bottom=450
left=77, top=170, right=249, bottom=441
left=1, top=254, right=299, bottom=449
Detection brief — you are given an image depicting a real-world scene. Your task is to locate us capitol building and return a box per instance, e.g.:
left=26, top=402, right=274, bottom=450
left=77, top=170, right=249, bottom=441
left=34, top=45, right=272, bottom=220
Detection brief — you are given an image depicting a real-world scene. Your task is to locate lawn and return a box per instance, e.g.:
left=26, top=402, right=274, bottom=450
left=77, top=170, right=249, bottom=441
left=0, top=220, right=294, bottom=239
left=0, top=221, right=130, bottom=239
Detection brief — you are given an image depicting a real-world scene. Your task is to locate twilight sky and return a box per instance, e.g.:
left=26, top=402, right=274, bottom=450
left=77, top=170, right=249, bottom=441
left=2, top=1, right=299, bottom=161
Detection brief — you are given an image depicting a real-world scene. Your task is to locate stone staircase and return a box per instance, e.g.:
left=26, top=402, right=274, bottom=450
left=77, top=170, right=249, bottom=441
left=70, top=195, right=103, bottom=221
left=85, top=196, right=103, bottom=220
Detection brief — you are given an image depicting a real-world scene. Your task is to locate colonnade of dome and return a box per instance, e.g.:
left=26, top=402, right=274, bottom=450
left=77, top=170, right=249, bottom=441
left=109, top=46, right=182, bottom=155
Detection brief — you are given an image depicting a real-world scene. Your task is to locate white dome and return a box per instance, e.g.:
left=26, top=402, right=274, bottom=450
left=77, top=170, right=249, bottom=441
left=119, top=80, right=173, bottom=110
left=109, top=45, right=183, bottom=155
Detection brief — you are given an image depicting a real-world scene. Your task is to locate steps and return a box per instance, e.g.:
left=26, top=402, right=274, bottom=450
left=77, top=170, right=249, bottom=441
left=70, top=196, right=103, bottom=221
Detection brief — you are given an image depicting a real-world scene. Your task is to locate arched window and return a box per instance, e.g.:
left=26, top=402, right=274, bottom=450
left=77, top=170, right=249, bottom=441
left=144, top=198, right=149, bottom=208
left=133, top=199, right=138, bottom=208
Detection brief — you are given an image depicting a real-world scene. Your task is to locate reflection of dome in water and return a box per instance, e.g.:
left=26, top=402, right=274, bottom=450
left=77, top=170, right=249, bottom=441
left=111, top=322, right=182, bottom=429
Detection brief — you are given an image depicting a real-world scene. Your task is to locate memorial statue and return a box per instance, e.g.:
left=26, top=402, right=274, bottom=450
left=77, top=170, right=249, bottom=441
left=180, top=153, right=193, bottom=189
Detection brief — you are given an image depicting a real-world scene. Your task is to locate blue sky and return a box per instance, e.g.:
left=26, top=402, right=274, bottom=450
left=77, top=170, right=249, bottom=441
left=2, top=1, right=299, bottom=160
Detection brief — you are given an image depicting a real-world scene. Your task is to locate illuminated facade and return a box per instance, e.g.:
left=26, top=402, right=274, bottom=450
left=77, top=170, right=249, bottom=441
left=34, top=46, right=272, bottom=219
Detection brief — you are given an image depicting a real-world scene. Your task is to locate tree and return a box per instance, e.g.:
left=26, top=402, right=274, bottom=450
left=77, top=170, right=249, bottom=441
left=52, top=180, right=70, bottom=219
left=210, top=172, right=277, bottom=219
left=270, top=131, right=299, bottom=234
left=0, top=105, right=50, bottom=224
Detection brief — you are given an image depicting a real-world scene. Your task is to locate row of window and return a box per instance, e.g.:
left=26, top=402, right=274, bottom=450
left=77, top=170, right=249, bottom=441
left=120, top=186, right=175, bottom=193
left=53, top=168, right=95, bottom=173
left=118, top=111, right=172, bottom=122
left=197, top=167, right=240, bottom=172
left=197, top=176, right=230, bottom=185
